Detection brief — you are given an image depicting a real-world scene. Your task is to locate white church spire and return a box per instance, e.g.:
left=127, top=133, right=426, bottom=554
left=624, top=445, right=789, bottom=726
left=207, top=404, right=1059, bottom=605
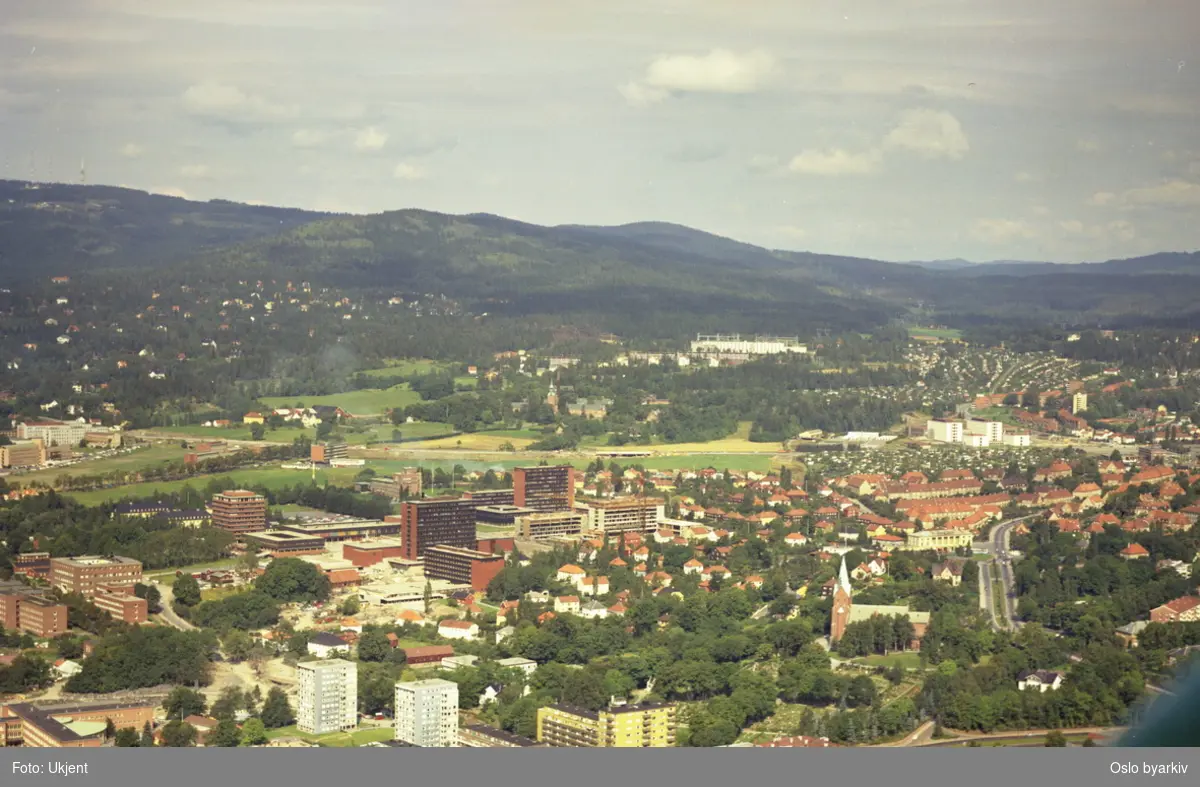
left=837, top=556, right=852, bottom=597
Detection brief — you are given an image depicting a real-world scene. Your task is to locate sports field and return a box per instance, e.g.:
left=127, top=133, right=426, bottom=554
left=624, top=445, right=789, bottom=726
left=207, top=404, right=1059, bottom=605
left=258, top=384, right=420, bottom=416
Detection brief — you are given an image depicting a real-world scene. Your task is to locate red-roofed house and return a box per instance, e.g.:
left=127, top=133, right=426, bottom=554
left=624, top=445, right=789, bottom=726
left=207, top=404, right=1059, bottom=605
left=1150, top=595, right=1200, bottom=623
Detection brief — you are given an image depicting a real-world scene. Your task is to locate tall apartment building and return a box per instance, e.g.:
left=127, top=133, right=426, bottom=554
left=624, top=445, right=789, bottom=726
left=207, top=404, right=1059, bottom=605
left=926, top=419, right=965, bottom=444
left=0, top=591, right=69, bottom=637
left=536, top=702, right=677, bottom=748
left=50, top=556, right=142, bottom=596
left=210, top=489, right=268, bottom=535
left=1072, top=392, right=1089, bottom=414
left=965, top=419, right=1004, bottom=444
left=394, top=679, right=459, bottom=747
left=513, top=465, right=575, bottom=512
left=400, top=498, right=476, bottom=560
left=577, top=498, right=664, bottom=535
left=424, top=545, right=505, bottom=591
left=297, top=659, right=358, bottom=735
left=462, top=489, right=516, bottom=507
left=517, top=510, right=586, bottom=540
left=0, top=439, right=46, bottom=469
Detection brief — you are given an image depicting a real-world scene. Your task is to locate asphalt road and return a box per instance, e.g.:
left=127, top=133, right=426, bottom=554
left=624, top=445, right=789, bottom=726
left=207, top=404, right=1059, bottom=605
left=977, top=515, right=1037, bottom=631
left=152, top=580, right=196, bottom=631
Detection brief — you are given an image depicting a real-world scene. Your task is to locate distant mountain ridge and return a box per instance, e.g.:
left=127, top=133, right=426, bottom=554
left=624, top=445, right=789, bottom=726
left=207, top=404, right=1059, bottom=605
left=3, top=180, right=1200, bottom=331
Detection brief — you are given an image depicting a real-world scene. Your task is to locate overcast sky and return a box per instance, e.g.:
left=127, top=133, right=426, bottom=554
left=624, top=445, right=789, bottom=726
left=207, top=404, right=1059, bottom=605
left=2, top=0, right=1198, bottom=262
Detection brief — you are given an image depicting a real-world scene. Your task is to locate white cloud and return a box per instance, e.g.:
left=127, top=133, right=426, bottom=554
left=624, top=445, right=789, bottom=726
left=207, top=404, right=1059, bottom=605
left=182, top=82, right=296, bottom=123
left=970, top=218, right=1037, bottom=243
left=355, top=126, right=388, bottom=152
left=787, top=148, right=881, bottom=176
left=1087, top=191, right=1116, bottom=207
left=180, top=164, right=212, bottom=179
left=623, top=49, right=776, bottom=105
left=119, top=143, right=143, bottom=159
left=291, top=129, right=330, bottom=148
left=1118, top=179, right=1200, bottom=209
left=148, top=186, right=190, bottom=199
left=1076, top=137, right=1102, bottom=153
left=882, top=109, right=969, bottom=160
left=1058, top=218, right=1137, bottom=242
left=392, top=162, right=426, bottom=181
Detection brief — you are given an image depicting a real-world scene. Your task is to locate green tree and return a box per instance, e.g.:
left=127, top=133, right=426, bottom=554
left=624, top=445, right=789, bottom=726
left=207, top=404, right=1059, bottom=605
left=208, top=718, right=243, bottom=747
left=256, top=558, right=332, bottom=602
left=357, top=629, right=392, bottom=662
left=240, top=718, right=268, bottom=746
left=140, top=722, right=155, bottom=747
left=163, top=687, right=208, bottom=720
left=260, top=687, right=295, bottom=729
left=114, top=727, right=141, bottom=747
left=222, top=629, right=255, bottom=662
left=159, top=720, right=198, bottom=747
left=250, top=423, right=266, bottom=441
left=341, top=596, right=361, bottom=616
left=424, top=581, right=433, bottom=614
left=173, top=573, right=202, bottom=607
left=1045, top=730, right=1068, bottom=747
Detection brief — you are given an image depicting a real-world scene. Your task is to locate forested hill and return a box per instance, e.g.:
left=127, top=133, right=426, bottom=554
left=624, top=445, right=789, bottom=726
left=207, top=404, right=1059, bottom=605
left=0, top=180, right=329, bottom=278
left=5, top=179, right=1200, bottom=332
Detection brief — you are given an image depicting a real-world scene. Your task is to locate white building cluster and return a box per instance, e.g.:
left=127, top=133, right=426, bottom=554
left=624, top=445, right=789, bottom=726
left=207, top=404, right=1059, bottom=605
left=926, top=418, right=1030, bottom=448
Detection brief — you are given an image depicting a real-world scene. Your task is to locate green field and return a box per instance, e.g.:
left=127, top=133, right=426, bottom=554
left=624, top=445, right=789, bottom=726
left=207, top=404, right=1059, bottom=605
left=266, top=725, right=396, bottom=747
left=909, top=327, right=964, bottom=340
left=12, top=444, right=192, bottom=485
left=358, top=359, right=450, bottom=377
left=144, top=558, right=236, bottom=580
left=852, top=652, right=923, bottom=670
left=259, top=384, right=420, bottom=416
left=165, top=424, right=319, bottom=442
left=65, top=465, right=364, bottom=506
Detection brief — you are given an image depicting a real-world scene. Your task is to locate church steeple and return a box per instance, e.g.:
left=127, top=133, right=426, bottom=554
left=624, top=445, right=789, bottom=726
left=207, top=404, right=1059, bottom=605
left=831, top=556, right=853, bottom=643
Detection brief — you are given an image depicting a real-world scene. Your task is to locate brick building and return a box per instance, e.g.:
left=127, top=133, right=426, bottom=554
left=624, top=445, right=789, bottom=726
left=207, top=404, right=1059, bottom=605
left=90, top=587, right=148, bottom=624
left=1151, top=595, right=1200, bottom=623
left=513, top=465, right=575, bottom=512
left=424, top=545, right=505, bottom=591
left=0, top=700, right=156, bottom=747
left=50, top=555, right=142, bottom=596
left=12, top=551, right=51, bottom=579
left=400, top=498, right=476, bottom=560
left=210, top=489, right=268, bottom=535
left=0, top=591, right=69, bottom=637
left=342, top=538, right=406, bottom=567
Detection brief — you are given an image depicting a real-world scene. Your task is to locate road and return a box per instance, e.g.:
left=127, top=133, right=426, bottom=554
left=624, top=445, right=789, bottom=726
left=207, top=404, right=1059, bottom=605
left=153, top=580, right=196, bottom=631
left=913, top=726, right=1123, bottom=747
left=976, top=515, right=1037, bottom=631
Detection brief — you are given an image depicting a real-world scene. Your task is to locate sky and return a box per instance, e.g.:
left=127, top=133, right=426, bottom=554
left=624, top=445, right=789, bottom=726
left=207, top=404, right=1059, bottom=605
left=1, top=0, right=1198, bottom=262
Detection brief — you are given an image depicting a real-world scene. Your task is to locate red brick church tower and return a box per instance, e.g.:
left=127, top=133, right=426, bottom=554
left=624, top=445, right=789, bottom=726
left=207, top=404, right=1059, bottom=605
left=830, top=556, right=853, bottom=643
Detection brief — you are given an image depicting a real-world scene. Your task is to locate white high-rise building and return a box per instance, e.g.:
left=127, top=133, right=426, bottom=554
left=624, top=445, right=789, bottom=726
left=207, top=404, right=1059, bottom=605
left=297, top=658, right=357, bottom=735
left=966, top=419, right=1004, bottom=444
left=1072, top=392, right=1089, bottom=414
left=926, top=419, right=965, bottom=444
left=395, top=679, right=459, bottom=747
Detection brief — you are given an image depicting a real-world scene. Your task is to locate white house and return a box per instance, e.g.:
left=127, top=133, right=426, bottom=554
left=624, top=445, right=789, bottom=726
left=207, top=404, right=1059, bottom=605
left=438, top=619, right=480, bottom=641
left=495, top=656, right=537, bottom=676
left=580, top=600, right=609, bottom=619
left=554, top=595, right=581, bottom=614
left=1017, top=670, right=1063, bottom=693
left=556, top=564, right=586, bottom=588
left=307, top=632, right=351, bottom=658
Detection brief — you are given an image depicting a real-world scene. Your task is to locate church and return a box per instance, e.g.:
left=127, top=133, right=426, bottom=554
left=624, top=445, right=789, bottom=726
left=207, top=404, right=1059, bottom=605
left=830, top=557, right=930, bottom=650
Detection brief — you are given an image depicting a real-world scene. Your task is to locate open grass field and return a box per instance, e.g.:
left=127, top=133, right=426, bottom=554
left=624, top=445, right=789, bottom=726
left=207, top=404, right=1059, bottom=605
left=10, top=444, right=192, bottom=486
left=852, top=652, right=923, bottom=670
left=908, top=326, right=964, bottom=340
left=65, top=464, right=363, bottom=506
left=358, top=359, right=449, bottom=377
left=647, top=422, right=784, bottom=454
left=414, top=433, right=536, bottom=451
left=266, top=725, right=396, bottom=747
left=259, top=384, right=420, bottom=416
left=164, top=424, right=319, bottom=442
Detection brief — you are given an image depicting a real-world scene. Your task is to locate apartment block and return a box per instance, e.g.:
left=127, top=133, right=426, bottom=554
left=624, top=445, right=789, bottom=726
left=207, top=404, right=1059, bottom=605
left=926, top=419, right=965, bottom=444
left=394, top=679, right=459, bottom=747
left=0, top=593, right=70, bottom=637
left=517, top=510, right=587, bottom=540
left=50, top=555, right=142, bottom=597
left=577, top=498, right=664, bottom=535
left=12, top=552, right=52, bottom=579
left=297, top=659, right=358, bottom=735
left=400, top=498, right=476, bottom=560
left=368, top=468, right=423, bottom=501
left=423, top=545, right=505, bottom=592
left=16, top=419, right=88, bottom=446
left=0, top=439, right=46, bottom=469
left=536, top=702, right=677, bottom=748
left=90, top=587, right=148, bottom=624
left=210, top=489, right=268, bottom=535
left=462, top=489, right=516, bottom=507
left=513, top=465, right=575, bottom=512
left=965, top=419, right=1004, bottom=443
left=0, top=700, right=156, bottom=747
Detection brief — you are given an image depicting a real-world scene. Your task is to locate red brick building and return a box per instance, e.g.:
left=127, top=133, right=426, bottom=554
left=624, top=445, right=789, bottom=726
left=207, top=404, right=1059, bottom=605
left=1, top=700, right=156, bottom=747
left=12, top=552, right=51, bottom=579
left=343, top=538, right=406, bottom=567
left=513, top=465, right=575, bottom=512
left=91, top=586, right=148, bottom=624
left=210, top=489, right=268, bottom=535
left=424, top=545, right=505, bottom=592
left=0, top=592, right=69, bottom=637
left=50, top=555, right=142, bottom=596
left=401, top=645, right=455, bottom=665
left=400, top=497, right=476, bottom=560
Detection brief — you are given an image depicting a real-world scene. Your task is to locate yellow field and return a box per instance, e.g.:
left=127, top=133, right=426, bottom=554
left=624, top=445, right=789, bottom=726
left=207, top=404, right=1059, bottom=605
left=415, top=433, right=537, bottom=450
left=650, top=422, right=782, bottom=454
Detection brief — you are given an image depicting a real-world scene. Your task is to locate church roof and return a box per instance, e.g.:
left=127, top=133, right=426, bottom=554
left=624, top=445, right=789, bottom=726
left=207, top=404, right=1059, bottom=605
left=847, top=604, right=930, bottom=626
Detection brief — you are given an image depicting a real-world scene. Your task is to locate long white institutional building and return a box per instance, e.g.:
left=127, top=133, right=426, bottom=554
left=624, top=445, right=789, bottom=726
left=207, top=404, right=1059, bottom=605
left=690, top=334, right=808, bottom=355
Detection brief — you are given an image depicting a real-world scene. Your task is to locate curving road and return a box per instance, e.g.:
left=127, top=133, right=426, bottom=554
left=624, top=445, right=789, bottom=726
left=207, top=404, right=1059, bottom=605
left=978, top=515, right=1037, bottom=631
left=153, top=580, right=196, bottom=631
